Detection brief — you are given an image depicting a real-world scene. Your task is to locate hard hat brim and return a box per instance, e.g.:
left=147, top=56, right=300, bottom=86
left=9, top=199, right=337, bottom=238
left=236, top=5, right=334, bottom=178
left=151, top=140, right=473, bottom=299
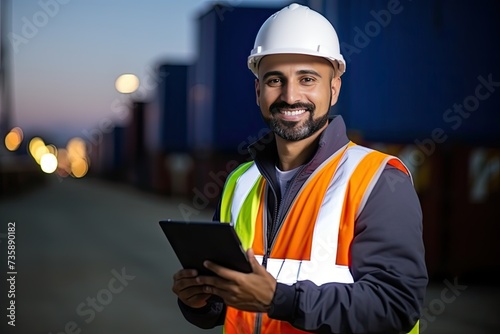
left=248, top=48, right=346, bottom=78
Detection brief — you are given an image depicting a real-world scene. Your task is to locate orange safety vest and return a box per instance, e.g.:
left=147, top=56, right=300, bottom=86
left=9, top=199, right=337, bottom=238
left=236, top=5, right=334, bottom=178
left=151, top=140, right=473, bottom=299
left=220, top=142, right=419, bottom=334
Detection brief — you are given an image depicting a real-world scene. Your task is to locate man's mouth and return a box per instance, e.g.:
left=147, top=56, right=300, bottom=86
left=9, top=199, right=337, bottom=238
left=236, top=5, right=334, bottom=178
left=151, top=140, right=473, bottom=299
left=280, top=109, right=307, bottom=116
left=269, top=102, right=314, bottom=120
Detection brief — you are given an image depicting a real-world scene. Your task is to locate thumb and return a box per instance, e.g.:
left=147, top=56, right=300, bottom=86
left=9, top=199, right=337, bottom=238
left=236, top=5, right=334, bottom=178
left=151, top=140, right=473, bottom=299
left=246, top=248, right=261, bottom=270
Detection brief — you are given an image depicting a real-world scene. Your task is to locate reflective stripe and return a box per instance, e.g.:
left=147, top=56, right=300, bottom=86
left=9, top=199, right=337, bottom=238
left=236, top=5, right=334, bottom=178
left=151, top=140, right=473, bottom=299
left=220, top=161, right=254, bottom=223
left=234, top=176, right=266, bottom=250
left=220, top=162, right=264, bottom=249
left=264, top=257, right=353, bottom=285
left=409, top=320, right=420, bottom=334
left=230, top=163, right=261, bottom=225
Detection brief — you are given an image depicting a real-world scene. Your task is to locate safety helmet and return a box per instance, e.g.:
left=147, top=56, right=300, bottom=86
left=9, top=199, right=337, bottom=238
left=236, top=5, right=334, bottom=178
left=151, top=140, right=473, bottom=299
left=248, top=3, right=345, bottom=77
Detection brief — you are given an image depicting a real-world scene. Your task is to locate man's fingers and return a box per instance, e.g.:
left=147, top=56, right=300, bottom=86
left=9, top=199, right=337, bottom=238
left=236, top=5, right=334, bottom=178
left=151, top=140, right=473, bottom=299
left=171, top=269, right=215, bottom=309
left=173, top=277, right=199, bottom=293
left=180, top=287, right=212, bottom=308
left=203, top=260, right=237, bottom=280
left=172, top=270, right=205, bottom=295
left=173, top=269, right=198, bottom=281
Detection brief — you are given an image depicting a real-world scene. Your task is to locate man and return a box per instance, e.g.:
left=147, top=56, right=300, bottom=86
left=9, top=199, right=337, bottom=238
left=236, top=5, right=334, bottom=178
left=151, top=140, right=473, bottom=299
left=172, top=3, right=427, bottom=333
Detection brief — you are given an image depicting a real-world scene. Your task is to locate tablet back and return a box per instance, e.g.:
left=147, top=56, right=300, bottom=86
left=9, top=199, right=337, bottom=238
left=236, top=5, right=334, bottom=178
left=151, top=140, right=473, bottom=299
left=159, top=220, right=252, bottom=276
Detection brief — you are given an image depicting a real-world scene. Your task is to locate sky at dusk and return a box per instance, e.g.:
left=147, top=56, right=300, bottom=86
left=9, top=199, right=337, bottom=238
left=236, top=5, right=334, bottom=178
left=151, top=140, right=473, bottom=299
left=7, top=0, right=289, bottom=144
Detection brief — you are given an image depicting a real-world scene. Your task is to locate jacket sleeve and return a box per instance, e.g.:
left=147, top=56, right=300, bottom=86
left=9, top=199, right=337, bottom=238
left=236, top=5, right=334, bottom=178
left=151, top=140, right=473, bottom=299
left=268, top=167, right=428, bottom=333
left=177, top=296, right=226, bottom=329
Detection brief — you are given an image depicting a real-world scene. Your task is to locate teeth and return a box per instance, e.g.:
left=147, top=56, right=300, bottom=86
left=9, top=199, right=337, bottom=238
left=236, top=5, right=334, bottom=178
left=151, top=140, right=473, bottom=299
left=282, top=109, right=306, bottom=116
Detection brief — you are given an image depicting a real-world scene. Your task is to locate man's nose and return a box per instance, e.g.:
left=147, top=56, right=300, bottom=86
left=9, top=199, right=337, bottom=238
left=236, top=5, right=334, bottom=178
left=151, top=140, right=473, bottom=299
left=280, top=82, right=302, bottom=105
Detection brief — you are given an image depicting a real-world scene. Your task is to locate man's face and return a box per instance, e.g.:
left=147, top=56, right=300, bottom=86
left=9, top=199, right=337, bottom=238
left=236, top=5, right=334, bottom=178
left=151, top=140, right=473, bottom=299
left=255, top=54, right=341, bottom=141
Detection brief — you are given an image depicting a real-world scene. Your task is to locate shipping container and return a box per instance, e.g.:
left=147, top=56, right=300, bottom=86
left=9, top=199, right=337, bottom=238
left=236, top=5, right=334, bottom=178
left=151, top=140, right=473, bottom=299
left=145, top=64, right=190, bottom=153
left=299, top=0, right=500, bottom=145
left=123, top=101, right=149, bottom=188
left=189, top=4, right=280, bottom=152
left=447, top=145, right=500, bottom=283
left=90, top=125, right=127, bottom=181
left=143, top=63, right=192, bottom=194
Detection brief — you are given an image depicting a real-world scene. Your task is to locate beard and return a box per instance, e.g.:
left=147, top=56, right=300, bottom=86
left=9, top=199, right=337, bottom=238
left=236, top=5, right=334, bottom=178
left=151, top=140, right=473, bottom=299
left=264, top=101, right=329, bottom=141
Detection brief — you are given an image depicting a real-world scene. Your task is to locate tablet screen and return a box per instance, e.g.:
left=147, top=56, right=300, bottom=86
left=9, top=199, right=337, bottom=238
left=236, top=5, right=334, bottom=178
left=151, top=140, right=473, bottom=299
left=159, top=219, right=252, bottom=276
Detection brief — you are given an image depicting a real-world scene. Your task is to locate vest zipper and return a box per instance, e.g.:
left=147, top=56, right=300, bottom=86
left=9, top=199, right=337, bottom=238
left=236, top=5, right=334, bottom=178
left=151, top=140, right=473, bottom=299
left=254, top=175, right=276, bottom=334
left=259, top=172, right=278, bottom=270
left=253, top=162, right=309, bottom=334
left=254, top=313, right=263, bottom=334
left=253, top=168, right=302, bottom=334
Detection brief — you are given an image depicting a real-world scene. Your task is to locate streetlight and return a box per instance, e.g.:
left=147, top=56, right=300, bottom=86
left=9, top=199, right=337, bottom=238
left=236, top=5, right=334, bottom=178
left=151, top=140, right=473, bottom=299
left=115, top=73, right=140, bottom=94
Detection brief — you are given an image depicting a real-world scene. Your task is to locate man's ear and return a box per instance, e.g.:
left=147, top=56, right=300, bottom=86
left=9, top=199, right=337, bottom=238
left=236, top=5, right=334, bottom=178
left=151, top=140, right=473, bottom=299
left=330, top=77, right=342, bottom=107
left=255, top=79, right=260, bottom=106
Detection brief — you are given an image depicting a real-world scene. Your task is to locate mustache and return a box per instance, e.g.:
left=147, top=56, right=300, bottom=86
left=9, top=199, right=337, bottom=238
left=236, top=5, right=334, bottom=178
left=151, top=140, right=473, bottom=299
left=269, top=101, right=315, bottom=114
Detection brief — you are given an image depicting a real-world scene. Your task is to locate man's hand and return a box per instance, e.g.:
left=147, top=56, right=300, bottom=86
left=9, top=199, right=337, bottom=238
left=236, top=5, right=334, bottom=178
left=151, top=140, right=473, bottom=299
left=199, top=248, right=277, bottom=313
left=172, top=269, right=212, bottom=308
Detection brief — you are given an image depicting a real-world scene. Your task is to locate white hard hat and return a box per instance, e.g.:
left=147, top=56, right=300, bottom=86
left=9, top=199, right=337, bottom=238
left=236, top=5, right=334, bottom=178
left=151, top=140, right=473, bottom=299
left=248, top=3, right=345, bottom=77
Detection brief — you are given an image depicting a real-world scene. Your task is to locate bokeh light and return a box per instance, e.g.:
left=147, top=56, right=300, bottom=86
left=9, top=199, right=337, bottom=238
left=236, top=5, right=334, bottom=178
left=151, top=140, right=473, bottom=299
left=28, top=137, right=47, bottom=164
left=115, top=73, right=140, bottom=94
left=66, top=137, right=89, bottom=178
left=56, top=148, right=71, bottom=177
left=71, top=158, right=89, bottom=178
left=34, top=145, right=49, bottom=165
left=46, top=144, right=58, bottom=156
left=29, top=137, right=44, bottom=154
left=40, top=153, right=58, bottom=173
left=4, top=127, right=24, bottom=151
left=67, top=138, right=86, bottom=157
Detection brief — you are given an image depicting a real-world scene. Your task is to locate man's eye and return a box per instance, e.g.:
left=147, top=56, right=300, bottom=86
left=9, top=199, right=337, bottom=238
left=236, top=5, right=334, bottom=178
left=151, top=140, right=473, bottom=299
left=301, top=77, right=315, bottom=84
left=267, top=78, right=282, bottom=86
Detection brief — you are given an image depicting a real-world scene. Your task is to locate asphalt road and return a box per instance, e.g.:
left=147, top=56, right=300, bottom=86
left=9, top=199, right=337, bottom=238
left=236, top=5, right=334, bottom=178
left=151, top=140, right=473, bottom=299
left=0, top=176, right=498, bottom=334
left=0, top=176, right=219, bottom=334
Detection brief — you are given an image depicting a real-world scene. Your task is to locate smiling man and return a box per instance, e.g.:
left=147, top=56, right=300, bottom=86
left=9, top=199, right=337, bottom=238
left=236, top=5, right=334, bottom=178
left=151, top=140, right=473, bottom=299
left=172, top=3, right=427, bottom=334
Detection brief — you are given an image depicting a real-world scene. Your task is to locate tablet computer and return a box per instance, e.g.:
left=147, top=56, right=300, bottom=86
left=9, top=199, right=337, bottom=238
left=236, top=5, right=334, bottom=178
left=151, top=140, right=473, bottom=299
left=159, top=219, right=252, bottom=276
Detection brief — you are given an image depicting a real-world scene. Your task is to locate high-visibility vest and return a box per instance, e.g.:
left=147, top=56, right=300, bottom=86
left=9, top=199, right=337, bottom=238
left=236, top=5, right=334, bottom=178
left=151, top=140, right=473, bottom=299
left=220, top=142, right=419, bottom=334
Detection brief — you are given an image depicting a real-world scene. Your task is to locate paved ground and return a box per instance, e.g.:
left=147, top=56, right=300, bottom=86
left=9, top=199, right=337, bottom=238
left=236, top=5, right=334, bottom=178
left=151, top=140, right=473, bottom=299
left=0, top=176, right=498, bottom=334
